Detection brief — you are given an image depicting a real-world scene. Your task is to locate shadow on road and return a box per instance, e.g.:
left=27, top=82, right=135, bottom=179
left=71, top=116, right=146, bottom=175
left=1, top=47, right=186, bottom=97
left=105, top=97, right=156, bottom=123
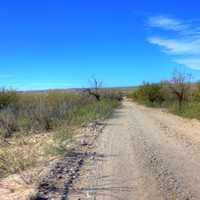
left=68, top=152, right=134, bottom=200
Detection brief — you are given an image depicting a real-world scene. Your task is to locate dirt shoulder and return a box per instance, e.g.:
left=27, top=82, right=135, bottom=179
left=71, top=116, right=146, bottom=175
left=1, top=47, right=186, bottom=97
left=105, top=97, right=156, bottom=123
left=0, top=121, right=105, bottom=200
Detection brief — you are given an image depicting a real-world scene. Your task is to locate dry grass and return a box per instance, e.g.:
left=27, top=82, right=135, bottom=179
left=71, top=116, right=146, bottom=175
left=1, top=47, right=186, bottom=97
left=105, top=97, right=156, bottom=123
left=0, top=133, right=52, bottom=177
left=0, top=90, right=120, bottom=178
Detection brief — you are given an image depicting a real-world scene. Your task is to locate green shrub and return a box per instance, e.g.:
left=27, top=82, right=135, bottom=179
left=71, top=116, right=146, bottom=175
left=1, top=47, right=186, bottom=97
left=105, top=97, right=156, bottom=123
left=132, top=83, right=165, bottom=106
left=130, top=78, right=200, bottom=122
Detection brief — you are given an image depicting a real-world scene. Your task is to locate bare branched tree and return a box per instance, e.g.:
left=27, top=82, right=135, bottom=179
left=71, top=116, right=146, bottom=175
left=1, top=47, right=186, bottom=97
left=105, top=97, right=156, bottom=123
left=85, top=77, right=103, bottom=101
left=169, top=71, right=191, bottom=110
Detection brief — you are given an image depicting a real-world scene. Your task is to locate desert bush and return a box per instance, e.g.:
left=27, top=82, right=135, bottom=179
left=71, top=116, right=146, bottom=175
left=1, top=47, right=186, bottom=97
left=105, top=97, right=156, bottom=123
left=0, top=89, right=120, bottom=138
left=0, top=89, right=18, bottom=109
left=0, top=107, right=17, bottom=138
left=132, top=83, right=165, bottom=106
left=15, top=92, right=83, bottom=133
left=16, top=94, right=51, bottom=132
left=130, top=71, right=200, bottom=121
left=0, top=90, right=119, bottom=177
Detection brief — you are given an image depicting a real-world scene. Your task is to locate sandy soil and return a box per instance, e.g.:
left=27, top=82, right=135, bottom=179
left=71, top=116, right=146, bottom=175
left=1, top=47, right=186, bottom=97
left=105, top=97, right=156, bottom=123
left=69, top=100, right=200, bottom=200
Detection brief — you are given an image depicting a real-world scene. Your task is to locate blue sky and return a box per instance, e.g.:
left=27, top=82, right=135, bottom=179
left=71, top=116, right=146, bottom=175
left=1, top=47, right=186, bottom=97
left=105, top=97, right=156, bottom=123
left=1, top=0, right=200, bottom=90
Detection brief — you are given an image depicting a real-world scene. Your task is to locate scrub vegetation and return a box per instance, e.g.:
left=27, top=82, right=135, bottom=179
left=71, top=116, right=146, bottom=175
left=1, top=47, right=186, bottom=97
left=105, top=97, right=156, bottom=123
left=0, top=87, right=121, bottom=178
left=130, top=71, right=200, bottom=120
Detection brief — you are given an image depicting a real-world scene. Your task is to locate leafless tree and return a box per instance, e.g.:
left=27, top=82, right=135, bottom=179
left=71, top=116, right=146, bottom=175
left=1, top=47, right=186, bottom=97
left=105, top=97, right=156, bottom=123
left=85, top=77, right=103, bottom=101
left=169, top=71, right=191, bottom=110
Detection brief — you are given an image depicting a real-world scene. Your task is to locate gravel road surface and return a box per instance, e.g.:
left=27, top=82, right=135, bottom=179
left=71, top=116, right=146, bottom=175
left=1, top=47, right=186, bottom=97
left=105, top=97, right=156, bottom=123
left=69, top=100, right=200, bottom=200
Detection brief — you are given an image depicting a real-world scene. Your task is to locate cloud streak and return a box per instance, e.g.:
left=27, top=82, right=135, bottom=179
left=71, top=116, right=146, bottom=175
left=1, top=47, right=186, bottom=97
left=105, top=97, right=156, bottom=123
left=149, top=16, right=189, bottom=32
left=148, top=16, right=200, bottom=69
left=176, top=58, right=200, bottom=70
left=148, top=37, right=200, bottom=55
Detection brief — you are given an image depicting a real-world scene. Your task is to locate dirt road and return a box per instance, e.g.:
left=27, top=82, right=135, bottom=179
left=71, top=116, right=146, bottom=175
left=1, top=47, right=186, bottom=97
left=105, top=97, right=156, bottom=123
left=69, top=100, right=200, bottom=200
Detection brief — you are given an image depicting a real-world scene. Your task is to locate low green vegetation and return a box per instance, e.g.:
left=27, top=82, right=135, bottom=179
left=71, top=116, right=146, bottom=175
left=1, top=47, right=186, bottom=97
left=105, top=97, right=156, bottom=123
left=0, top=90, right=120, bottom=138
left=0, top=88, right=121, bottom=178
left=130, top=71, right=200, bottom=120
left=132, top=83, right=165, bottom=106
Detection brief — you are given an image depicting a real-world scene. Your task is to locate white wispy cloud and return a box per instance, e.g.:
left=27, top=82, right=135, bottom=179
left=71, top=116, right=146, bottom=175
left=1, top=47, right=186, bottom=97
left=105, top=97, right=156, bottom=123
left=148, top=16, right=200, bottom=69
left=176, top=58, right=200, bottom=70
left=148, top=37, right=200, bottom=55
left=149, top=16, right=188, bottom=32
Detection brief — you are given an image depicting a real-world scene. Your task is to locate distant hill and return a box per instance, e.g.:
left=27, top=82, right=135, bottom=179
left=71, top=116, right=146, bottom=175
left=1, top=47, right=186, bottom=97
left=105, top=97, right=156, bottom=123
left=18, top=86, right=137, bottom=94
